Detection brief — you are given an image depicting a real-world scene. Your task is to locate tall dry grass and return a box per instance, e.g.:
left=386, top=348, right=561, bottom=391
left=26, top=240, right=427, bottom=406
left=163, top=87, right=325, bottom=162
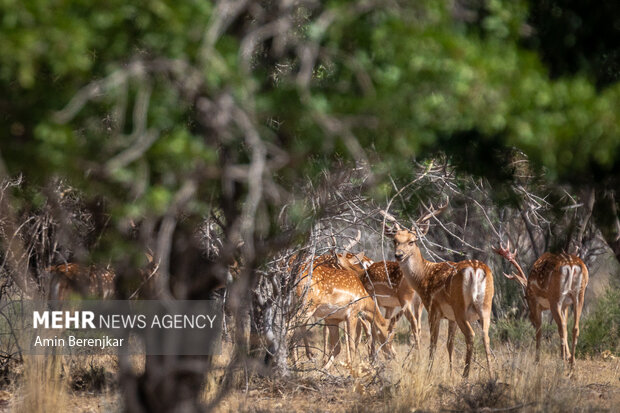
left=14, top=354, right=121, bottom=412
left=17, top=355, right=66, bottom=412
left=383, top=320, right=620, bottom=412
left=208, top=319, right=620, bottom=412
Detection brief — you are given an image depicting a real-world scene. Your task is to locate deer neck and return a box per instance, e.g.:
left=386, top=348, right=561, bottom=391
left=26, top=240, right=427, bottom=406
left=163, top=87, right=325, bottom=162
left=400, top=247, right=427, bottom=292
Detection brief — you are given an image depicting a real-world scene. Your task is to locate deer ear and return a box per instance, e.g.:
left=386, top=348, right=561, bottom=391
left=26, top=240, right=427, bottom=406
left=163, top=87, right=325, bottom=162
left=413, top=222, right=430, bottom=237
left=354, top=252, right=365, bottom=264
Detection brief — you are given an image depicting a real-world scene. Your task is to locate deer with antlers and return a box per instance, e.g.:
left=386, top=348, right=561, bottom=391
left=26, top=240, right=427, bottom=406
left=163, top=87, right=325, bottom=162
left=493, top=241, right=589, bottom=364
left=383, top=200, right=494, bottom=378
left=357, top=261, right=424, bottom=348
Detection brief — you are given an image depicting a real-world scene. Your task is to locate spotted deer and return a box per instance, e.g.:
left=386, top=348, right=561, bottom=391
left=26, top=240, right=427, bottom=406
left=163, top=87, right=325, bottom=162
left=46, top=251, right=160, bottom=300
left=383, top=201, right=494, bottom=378
left=493, top=241, right=589, bottom=364
left=359, top=261, right=424, bottom=348
left=47, top=263, right=116, bottom=300
left=295, top=250, right=394, bottom=368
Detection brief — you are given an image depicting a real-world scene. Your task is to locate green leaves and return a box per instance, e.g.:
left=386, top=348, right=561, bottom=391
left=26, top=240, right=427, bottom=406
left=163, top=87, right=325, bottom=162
left=2, top=0, right=619, bottom=257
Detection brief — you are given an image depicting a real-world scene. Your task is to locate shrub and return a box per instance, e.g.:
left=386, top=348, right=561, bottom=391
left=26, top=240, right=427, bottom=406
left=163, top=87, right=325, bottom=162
left=491, top=317, right=555, bottom=348
left=70, top=361, right=110, bottom=393
left=577, top=287, right=620, bottom=357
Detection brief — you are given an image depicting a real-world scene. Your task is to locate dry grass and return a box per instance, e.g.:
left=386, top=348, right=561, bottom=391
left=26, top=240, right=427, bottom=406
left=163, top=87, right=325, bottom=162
left=213, top=322, right=620, bottom=413
left=3, top=322, right=620, bottom=412
left=5, top=354, right=120, bottom=412
left=13, top=355, right=66, bottom=412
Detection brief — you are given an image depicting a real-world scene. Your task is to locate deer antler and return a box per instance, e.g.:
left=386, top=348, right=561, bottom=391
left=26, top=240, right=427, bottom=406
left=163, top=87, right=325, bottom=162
left=416, top=197, right=449, bottom=226
left=492, top=240, right=528, bottom=288
left=379, top=210, right=403, bottom=234
left=412, top=197, right=449, bottom=236
left=343, top=229, right=362, bottom=253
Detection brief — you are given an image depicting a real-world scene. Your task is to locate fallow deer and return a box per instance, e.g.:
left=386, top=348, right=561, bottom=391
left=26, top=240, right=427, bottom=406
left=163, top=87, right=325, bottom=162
left=384, top=201, right=494, bottom=378
left=493, top=241, right=589, bottom=364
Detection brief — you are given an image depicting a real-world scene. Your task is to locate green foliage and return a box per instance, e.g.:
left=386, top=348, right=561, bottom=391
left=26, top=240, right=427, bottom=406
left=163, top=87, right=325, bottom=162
left=577, top=287, right=620, bottom=356
left=491, top=317, right=555, bottom=347
left=1, top=0, right=619, bottom=266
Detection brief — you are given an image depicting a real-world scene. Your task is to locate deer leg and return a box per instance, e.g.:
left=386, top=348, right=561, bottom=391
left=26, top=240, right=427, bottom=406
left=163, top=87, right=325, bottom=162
left=550, top=304, right=569, bottom=361
left=403, top=303, right=420, bottom=348
left=570, top=292, right=585, bottom=366
left=563, top=306, right=571, bottom=360
left=446, top=320, right=456, bottom=374
left=384, top=307, right=395, bottom=320
left=527, top=300, right=543, bottom=362
left=354, top=317, right=362, bottom=351
left=428, top=307, right=441, bottom=372
left=345, top=316, right=355, bottom=365
left=479, top=309, right=493, bottom=377
left=296, top=321, right=315, bottom=360
left=359, top=318, right=373, bottom=355
left=455, top=317, right=475, bottom=378
left=323, top=323, right=341, bottom=369
left=323, top=323, right=328, bottom=357
left=413, top=294, right=424, bottom=346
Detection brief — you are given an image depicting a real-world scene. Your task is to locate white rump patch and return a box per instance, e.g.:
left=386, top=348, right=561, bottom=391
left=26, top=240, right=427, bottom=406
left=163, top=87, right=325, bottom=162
left=564, top=265, right=583, bottom=306
left=571, top=266, right=582, bottom=292
left=560, top=265, right=573, bottom=304
left=461, top=267, right=486, bottom=321
left=463, top=267, right=486, bottom=307
left=473, top=268, right=486, bottom=307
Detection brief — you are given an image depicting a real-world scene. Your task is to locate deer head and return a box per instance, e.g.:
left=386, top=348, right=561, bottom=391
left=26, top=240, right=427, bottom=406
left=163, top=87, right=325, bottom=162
left=340, top=230, right=373, bottom=269
left=388, top=199, right=448, bottom=262
left=336, top=251, right=369, bottom=275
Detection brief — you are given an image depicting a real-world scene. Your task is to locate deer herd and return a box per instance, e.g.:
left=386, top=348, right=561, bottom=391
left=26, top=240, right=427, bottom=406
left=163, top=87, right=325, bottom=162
left=293, top=201, right=589, bottom=377
left=43, top=200, right=589, bottom=378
